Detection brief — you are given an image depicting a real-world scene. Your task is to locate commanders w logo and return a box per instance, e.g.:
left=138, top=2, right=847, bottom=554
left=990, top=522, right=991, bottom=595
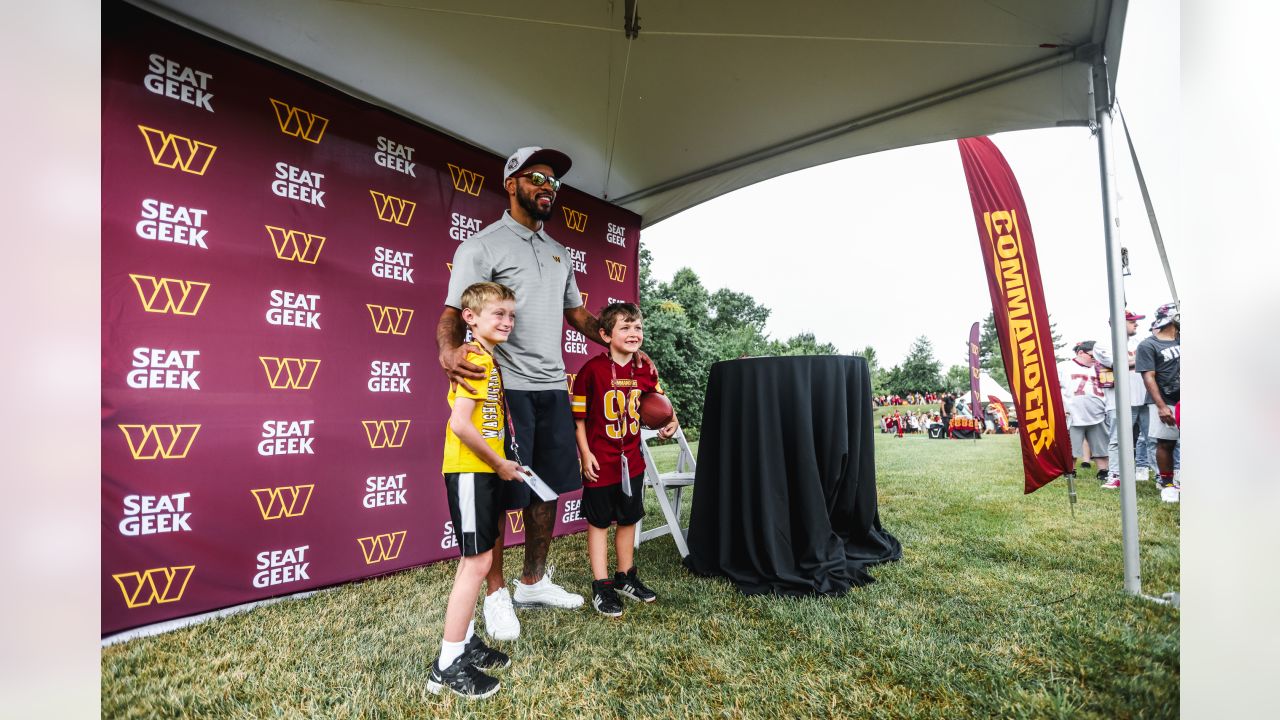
left=357, top=530, right=407, bottom=564
left=447, top=163, right=484, bottom=196
left=250, top=484, right=315, bottom=520
left=367, top=304, right=413, bottom=335
left=113, top=565, right=195, bottom=608
left=138, top=125, right=216, bottom=175
left=506, top=510, right=525, bottom=534
left=269, top=98, right=328, bottom=143
left=604, top=260, right=628, bottom=283
left=362, top=419, right=410, bottom=449
left=369, top=190, right=416, bottom=226
left=265, top=225, right=325, bottom=264
left=566, top=373, right=577, bottom=391
left=562, top=207, right=588, bottom=232
left=118, top=424, right=200, bottom=460
left=259, top=357, right=321, bottom=390
left=130, top=274, right=210, bottom=315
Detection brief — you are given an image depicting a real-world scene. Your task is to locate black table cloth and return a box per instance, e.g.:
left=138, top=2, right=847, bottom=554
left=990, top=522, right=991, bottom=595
left=684, top=355, right=901, bottom=595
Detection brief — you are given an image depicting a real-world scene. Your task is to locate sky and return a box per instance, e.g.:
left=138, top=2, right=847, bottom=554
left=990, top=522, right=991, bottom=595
left=639, top=0, right=1178, bottom=374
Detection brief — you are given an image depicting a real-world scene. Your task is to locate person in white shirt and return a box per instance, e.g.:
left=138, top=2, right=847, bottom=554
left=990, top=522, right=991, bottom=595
left=1058, top=341, right=1109, bottom=480
left=1094, top=310, right=1151, bottom=489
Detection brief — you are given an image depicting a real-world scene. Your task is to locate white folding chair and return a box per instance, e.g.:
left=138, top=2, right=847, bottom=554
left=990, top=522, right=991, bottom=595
left=634, top=426, right=696, bottom=557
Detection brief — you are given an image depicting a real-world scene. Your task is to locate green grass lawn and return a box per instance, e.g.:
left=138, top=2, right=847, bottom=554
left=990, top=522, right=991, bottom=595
left=102, top=433, right=1178, bottom=719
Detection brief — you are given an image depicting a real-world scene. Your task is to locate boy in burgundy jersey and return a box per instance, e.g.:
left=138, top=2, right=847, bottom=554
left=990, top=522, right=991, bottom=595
left=571, top=303, right=679, bottom=617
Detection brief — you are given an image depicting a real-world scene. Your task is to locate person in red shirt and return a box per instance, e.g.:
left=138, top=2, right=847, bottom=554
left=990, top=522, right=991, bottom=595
left=571, top=302, right=678, bottom=617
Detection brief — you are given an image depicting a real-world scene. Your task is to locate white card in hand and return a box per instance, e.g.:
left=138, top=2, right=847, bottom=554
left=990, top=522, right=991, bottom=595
left=518, top=465, right=559, bottom=502
left=619, top=454, right=632, bottom=496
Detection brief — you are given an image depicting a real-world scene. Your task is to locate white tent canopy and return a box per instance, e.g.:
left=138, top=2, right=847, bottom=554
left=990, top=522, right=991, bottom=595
left=953, top=372, right=1012, bottom=417
left=978, top=372, right=1014, bottom=405
left=141, top=0, right=1126, bottom=226
left=127, top=0, right=1161, bottom=601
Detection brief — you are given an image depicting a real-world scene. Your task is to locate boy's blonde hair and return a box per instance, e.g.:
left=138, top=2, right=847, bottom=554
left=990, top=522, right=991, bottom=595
left=459, top=282, right=516, bottom=316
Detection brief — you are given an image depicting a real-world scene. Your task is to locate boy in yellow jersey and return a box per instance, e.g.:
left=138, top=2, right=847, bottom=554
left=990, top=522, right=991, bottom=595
left=428, top=282, right=522, bottom=700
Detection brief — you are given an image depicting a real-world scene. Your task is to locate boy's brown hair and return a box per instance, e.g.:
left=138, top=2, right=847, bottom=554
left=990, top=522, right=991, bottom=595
left=599, top=302, right=642, bottom=336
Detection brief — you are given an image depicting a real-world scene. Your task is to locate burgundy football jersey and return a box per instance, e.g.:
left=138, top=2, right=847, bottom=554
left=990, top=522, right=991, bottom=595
left=571, top=353, right=662, bottom=487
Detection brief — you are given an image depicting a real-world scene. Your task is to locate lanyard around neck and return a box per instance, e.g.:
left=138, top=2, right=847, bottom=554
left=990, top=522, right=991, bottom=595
left=609, top=357, right=633, bottom=492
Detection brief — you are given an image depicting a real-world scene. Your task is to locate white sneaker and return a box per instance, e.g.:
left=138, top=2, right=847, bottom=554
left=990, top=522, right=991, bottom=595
left=483, top=587, right=520, bottom=641
left=1135, top=467, right=1151, bottom=482
left=512, top=566, right=585, bottom=609
left=1160, top=486, right=1180, bottom=503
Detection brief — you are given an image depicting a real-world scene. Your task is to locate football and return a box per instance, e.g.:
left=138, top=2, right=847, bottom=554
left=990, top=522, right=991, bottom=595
left=638, top=392, right=675, bottom=429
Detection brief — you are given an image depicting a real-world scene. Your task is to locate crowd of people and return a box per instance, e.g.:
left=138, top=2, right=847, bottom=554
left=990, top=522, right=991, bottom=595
left=873, top=392, right=939, bottom=407
left=881, top=410, right=942, bottom=435
left=880, top=388, right=1014, bottom=439
left=875, top=305, right=1181, bottom=500
left=1058, top=303, right=1181, bottom=503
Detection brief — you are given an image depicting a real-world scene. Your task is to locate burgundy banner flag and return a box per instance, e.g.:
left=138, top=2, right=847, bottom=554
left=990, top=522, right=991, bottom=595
left=956, top=137, right=1072, bottom=493
left=967, top=321, right=983, bottom=423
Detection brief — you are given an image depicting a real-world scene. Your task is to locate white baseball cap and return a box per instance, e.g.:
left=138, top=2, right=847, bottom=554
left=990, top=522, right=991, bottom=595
left=503, top=146, right=572, bottom=181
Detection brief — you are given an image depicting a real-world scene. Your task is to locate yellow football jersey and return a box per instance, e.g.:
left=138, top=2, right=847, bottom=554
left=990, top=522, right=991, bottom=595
left=441, top=350, right=506, bottom=473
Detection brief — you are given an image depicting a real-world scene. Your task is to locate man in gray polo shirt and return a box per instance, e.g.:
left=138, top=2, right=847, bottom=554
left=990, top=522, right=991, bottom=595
left=437, top=146, right=610, bottom=640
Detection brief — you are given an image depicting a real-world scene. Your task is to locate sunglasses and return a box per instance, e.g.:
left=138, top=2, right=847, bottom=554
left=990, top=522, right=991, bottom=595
left=515, top=170, right=561, bottom=191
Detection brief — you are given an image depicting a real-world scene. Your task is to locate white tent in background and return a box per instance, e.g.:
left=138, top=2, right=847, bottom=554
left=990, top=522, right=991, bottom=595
left=953, top=373, right=1011, bottom=417
left=979, top=372, right=1014, bottom=405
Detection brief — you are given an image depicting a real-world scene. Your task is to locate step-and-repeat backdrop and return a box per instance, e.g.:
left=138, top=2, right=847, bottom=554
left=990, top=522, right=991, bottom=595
left=102, top=2, right=640, bottom=636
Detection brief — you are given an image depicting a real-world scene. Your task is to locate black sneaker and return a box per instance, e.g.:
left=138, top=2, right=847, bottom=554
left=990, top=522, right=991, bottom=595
left=461, top=634, right=510, bottom=671
left=614, top=567, right=657, bottom=603
left=591, top=579, right=623, bottom=617
left=427, top=654, right=500, bottom=700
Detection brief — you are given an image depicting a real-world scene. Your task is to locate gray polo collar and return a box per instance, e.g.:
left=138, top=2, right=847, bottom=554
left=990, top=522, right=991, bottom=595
left=497, top=210, right=548, bottom=243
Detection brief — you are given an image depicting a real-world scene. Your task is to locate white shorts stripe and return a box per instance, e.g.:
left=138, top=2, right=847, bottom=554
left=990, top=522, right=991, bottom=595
left=459, top=472, right=477, bottom=533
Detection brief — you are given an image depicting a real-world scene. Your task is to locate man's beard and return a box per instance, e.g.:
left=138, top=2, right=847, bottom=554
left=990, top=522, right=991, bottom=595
left=517, top=185, right=554, bottom=221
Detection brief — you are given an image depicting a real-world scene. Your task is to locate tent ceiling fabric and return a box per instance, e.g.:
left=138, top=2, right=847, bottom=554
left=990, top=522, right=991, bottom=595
left=142, top=0, right=1124, bottom=226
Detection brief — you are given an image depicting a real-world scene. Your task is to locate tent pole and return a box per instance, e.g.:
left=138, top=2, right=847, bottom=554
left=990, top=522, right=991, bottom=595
left=1093, top=66, right=1142, bottom=597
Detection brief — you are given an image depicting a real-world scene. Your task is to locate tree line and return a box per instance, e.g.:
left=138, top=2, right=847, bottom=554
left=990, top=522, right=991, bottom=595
left=634, top=250, right=1065, bottom=428
left=636, top=249, right=840, bottom=429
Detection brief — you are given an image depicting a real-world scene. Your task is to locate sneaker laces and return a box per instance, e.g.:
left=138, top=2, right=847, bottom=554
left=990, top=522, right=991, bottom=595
left=513, top=565, right=557, bottom=589
left=489, top=589, right=513, bottom=611
left=598, top=582, right=622, bottom=604
left=628, top=570, right=653, bottom=594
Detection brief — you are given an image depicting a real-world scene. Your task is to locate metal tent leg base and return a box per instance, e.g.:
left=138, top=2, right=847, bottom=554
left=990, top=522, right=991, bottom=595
left=1140, top=591, right=1180, bottom=608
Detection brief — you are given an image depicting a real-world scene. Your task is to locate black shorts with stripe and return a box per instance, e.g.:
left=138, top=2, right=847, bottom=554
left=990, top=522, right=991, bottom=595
left=501, top=388, right=583, bottom=510
left=582, top=473, right=646, bottom=529
left=444, top=472, right=503, bottom=556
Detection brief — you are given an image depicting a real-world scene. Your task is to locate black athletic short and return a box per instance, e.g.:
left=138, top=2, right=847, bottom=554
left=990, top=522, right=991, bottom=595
left=582, top=473, right=646, bottom=529
left=501, top=389, right=583, bottom=510
left=444, top=472, right=503, bottom=556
